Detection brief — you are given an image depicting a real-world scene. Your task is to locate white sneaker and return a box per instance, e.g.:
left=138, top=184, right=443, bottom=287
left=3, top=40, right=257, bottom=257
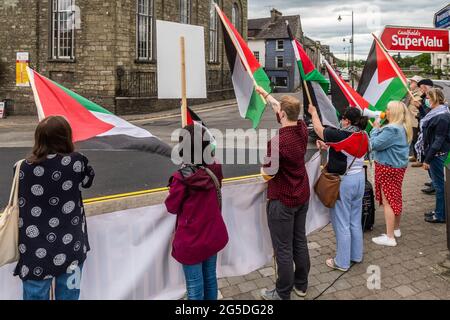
left=372, top=234, right=397, bottom=247
left=394, top=229, right=402, bottom=238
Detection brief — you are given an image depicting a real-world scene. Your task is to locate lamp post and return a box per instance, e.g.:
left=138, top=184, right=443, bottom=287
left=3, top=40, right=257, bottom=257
left=338, top=11, right=354, bottom=88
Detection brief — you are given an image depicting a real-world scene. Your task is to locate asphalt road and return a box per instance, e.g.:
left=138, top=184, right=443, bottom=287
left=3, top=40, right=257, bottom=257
left=0, top=93, right=319, bottom=207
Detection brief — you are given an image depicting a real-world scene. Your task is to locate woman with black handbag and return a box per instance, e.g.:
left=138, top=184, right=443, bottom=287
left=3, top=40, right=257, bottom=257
left=309, top=105, right=369, bottom=272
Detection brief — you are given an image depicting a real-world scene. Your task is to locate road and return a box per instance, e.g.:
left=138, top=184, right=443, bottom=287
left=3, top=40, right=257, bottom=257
left=0, top=93, right=319, bottom=206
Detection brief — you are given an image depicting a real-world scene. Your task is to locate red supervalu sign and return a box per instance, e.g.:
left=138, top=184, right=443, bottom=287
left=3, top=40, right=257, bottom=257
left=381, top=26, right=450, bottom=53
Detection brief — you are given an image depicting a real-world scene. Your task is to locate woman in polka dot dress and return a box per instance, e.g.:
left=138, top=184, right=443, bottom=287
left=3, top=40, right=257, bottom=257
left=370, top=101, right=412, bottom=247
left=13, top=116, right=95, bottom=300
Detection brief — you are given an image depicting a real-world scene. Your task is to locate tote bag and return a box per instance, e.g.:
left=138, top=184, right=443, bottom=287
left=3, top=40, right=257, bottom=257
left=0, top=160, right=24, bottom=267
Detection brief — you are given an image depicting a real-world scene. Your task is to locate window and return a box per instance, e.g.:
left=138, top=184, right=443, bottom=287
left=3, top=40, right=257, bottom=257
left=276, top=40, right=284, bottom=51
left=254, top=51, right=260, bottom=62
left=276, top=56, right=284, bottom=68
left=137, top=0, right=154, bottom=61
left=274, top=77, right=288, bottom=88
left=209, top=0, right=219, bottom=62
left=51, top=0, right=76, bottom=60
left=231, top=3, right=241, bottom=33
left=180, top=0, right=191, bottom=24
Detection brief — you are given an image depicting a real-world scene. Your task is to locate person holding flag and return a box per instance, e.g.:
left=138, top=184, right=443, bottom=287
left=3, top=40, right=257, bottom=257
left=256, top=86, right=310, bottom=301
left=308, top=104, right=369, bottom=272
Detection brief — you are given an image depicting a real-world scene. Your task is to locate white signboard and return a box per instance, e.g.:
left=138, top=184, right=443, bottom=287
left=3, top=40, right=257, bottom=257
left=156, top=20, right=207, bottom=99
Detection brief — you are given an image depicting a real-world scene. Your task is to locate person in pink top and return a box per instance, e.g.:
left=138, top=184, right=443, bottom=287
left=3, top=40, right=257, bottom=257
left=165, top=124, right=228, bottom=300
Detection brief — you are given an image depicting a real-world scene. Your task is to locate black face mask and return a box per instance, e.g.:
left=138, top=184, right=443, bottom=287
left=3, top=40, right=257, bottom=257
left=276, top=112, right=282, bottom=124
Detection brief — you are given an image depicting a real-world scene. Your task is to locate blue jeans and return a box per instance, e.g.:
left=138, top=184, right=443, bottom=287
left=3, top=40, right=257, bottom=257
left=429, top=154, right=447, bottom=221
left=22, top=263, right=83, bottom=300
left=182, top=255, right=218, bottom=300
left=330, top=172, right=365, bottom=270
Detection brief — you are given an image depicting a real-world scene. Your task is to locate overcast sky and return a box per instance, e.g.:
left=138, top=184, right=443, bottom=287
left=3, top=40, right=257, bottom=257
left=248, top=0, right=446, bottom=60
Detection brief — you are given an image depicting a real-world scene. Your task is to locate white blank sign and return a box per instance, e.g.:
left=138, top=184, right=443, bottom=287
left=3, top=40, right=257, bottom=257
left=157, top=20, right=207, bottom=99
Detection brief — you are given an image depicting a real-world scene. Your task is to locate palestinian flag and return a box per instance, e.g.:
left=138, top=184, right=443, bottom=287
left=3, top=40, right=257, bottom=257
left=215, top=3, right=271, bottom=129
left=328, top=131, right=369, bottom=158
left=357, top=35, right=408, bottom=113
left=27, top=68, right=172, bottom=157
left=286, top=22, right=338, bottom=128
left=186, top=106, right=216, bottom=148
left=325, top=60, right=370, bottom=112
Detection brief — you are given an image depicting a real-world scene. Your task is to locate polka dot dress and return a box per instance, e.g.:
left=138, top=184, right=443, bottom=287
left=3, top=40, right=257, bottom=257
left=13, top=153, right=95, bottom=281
left=374, top=162, right=407, bottom=216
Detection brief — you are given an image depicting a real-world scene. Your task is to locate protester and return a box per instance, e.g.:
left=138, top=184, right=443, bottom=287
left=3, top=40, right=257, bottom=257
left=417, top=88, right=450, bottom=224
left=370, top=102, right=412, bottom=247
left=309, top=105, right=369, bottom=272
left=14, top=116, right=95, bottom=300
left=405, top=76, right=423, bottom=166
left=256, top=86, right=310, bottom=300
left=165, top=124, right=228, bottom=300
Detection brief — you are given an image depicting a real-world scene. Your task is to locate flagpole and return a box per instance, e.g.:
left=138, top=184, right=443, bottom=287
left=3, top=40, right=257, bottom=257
left=180, top=37, right=188, bottom=128
left=371, top=33, right=417, bottom=102
left=214, top=3, right=267, bottom=105
left=285, top=20, right=313, bottom=106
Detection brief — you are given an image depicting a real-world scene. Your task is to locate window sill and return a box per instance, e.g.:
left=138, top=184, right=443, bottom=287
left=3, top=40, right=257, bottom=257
left=47, top=59, right=76, bottom=63
left=135, top=59, right=156, bottom=65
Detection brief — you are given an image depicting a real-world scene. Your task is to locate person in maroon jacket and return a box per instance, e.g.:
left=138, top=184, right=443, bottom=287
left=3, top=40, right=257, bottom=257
left=256, top=86, right=310, bottom=300
left=165, top=125, right=228, bottom=300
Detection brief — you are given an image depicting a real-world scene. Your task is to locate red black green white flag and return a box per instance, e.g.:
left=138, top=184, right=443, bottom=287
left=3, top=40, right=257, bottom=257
left=286, top=22, right=338, bottom=128
left=215, top=3, right=271, bottom=129
left=357, top=35, right=408, bottom=113
left=27, top=68, right=172, bottom=157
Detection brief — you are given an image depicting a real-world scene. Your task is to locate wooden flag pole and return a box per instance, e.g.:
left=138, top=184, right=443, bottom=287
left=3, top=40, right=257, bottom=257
left=180, top=36, right=188, bottom=128
left=214, top=3, right=266, bottom=104
left=371, top=33, right=418, bottom=102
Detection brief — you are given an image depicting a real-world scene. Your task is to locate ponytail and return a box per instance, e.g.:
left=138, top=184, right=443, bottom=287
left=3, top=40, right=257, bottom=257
left=357, top=116, right=369, bottom=131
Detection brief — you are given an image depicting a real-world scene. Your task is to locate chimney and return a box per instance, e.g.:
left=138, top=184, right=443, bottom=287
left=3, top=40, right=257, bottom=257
left=270, top=8, right=282, bottom=22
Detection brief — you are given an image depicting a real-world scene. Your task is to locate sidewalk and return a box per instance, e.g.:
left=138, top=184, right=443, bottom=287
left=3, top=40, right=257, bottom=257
left=218, top=165, right=450, bottom=300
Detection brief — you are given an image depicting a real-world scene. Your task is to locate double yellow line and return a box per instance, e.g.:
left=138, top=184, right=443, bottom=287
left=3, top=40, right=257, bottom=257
left=84, top=174, right=262, bottom=205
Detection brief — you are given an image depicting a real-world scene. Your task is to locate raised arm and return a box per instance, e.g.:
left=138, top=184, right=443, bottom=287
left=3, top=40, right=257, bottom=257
left=255, top=86, right=281, bottom=114
left=308, top=104, right=325, bottom=140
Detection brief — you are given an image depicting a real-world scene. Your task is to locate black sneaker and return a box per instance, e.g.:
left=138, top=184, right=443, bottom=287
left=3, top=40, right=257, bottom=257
left=425, top=215, right=446, bottom=224
left=424, top=182, right=432, bottom=187
left=421, top=187, right=436, bottom=195
left=424, top=211, right=435, bottom=218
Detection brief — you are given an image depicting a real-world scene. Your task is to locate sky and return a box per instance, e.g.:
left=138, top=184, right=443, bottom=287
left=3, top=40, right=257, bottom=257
left=248, top=0, right=447, bottom=60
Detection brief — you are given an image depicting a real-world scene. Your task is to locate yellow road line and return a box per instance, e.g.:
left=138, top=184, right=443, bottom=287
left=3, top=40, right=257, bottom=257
left=84, top=174, right=262, bottom=205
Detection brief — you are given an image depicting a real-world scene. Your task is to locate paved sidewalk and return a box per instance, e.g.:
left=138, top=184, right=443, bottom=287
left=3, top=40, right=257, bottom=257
left=219, top=165, right=450, bottom=300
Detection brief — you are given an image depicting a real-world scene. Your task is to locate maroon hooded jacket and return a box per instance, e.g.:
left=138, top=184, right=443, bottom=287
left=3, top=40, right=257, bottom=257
left=165, top=163, right=229, bottom=265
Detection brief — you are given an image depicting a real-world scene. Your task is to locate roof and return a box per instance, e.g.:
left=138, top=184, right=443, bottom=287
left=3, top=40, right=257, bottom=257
left=248, top=15, right=302, bottom=40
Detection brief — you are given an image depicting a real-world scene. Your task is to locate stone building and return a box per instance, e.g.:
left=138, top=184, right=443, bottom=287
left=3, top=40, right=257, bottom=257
left=0, top=0, right=248, bottom=115
left=248, top=8, right=335, bottom=93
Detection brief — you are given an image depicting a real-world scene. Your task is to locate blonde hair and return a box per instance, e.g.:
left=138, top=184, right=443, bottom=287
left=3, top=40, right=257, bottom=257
left=280, top=95, right=300, bottom=121
left=428, top=88, right=446, bottom=106
left=387, top=101, right=413, bottom=143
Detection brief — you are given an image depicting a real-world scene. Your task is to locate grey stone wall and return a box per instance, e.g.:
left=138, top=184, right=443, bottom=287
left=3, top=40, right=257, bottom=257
left=0, top=0, right=247, bottom=115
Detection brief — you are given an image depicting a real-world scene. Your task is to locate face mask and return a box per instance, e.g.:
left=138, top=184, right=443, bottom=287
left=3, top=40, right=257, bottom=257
left=425, top=99, right=431, bottom=108
left=276, top=112, right=282, bottom=124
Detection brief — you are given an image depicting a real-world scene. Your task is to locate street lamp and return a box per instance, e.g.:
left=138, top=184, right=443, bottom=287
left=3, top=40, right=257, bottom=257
left=338, top=11, right=354, bottom=88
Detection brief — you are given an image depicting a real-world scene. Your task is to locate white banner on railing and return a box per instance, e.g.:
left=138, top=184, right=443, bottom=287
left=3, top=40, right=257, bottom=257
left=0, top=152, right=329, bottom=300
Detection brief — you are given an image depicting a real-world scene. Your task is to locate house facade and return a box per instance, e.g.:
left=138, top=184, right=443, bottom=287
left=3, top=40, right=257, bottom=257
left=248, top=9, right=335, bottom=93
left=0, top=0, right=248, bottom=115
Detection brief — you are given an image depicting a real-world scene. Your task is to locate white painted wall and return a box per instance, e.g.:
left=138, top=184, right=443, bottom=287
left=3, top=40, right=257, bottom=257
left=432, top=53, right=450, bottom=70
left=248, top=40, right=266, bottom=68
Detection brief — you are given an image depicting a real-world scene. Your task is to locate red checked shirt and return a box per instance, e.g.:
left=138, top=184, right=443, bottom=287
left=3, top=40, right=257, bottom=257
left=263, top=120, right=310, bottom=208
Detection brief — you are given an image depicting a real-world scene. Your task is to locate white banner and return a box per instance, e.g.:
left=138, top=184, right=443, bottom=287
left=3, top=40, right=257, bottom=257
left=0, top=152, right=329, bottom=300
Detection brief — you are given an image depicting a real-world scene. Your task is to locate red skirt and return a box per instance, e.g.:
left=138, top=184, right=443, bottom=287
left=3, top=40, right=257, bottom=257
left=374, top=162, right=407, bottom=216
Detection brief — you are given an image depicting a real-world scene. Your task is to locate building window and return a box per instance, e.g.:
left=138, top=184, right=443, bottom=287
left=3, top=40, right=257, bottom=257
left=276, top=56, right=284, bottom=68
left=137, top=0, right=154, bottom=61
left=209, top=0, right=219, bottom=63
left=254, top=51, right=260, bottom=62
left=180, top=0, right=191, bottom=24
left=231, top=2, right=241, bottom=33
left=274, top=77, right=288, bottom=88
left=51, top=0, right=76, bottom=60
left=276, top=40, right=284, bottom=51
